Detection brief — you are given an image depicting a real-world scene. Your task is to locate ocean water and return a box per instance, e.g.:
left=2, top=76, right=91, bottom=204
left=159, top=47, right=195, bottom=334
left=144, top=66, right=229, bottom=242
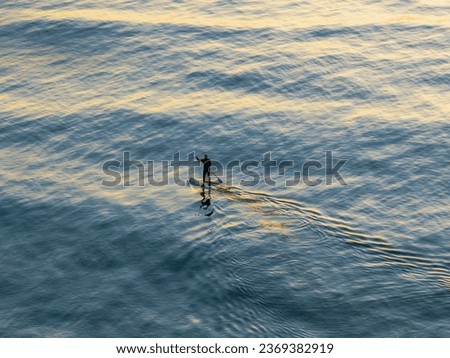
left=1, top=0, right=449, bottom=337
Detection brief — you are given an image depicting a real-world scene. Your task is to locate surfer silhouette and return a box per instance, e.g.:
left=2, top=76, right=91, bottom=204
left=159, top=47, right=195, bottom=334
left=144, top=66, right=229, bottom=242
left=196, top=153, right=211, bottom=187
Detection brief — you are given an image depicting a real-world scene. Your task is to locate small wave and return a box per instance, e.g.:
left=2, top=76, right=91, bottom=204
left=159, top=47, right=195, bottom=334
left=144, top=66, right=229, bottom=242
left=195, top=182, right=450, bottom=292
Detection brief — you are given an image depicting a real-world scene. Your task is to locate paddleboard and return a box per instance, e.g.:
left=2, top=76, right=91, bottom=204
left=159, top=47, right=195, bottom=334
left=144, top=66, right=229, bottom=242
left=188, top=178, right=221, bottom=187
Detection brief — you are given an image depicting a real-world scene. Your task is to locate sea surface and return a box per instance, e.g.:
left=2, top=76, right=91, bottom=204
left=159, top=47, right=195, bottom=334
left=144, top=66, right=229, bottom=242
left=1, top=0, right=449, bottom=337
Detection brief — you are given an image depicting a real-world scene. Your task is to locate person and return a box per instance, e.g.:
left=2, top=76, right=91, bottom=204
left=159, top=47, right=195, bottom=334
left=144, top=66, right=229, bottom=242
left=196, top=153, right=212, bottom=186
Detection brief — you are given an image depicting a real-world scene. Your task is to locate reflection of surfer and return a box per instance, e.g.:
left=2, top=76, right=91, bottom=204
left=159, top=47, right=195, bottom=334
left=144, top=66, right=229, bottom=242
left=200, top=186, right=214, bottom=216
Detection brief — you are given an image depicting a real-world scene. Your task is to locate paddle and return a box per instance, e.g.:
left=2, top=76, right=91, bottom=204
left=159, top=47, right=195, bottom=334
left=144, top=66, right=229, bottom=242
left=210, top=171, right=223, bottom=184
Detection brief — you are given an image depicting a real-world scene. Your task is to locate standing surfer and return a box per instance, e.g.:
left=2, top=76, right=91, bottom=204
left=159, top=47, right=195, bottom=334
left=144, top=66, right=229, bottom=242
left=196, top=153, right=212, bottom=187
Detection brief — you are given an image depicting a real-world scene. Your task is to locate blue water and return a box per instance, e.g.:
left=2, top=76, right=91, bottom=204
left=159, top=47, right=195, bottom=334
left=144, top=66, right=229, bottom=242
left=1, top=0, right=449, bottom=337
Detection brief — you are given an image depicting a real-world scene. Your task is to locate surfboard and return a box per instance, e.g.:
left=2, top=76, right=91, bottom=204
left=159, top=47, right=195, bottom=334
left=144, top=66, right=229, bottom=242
left=188, top=178, right=222, bottom=187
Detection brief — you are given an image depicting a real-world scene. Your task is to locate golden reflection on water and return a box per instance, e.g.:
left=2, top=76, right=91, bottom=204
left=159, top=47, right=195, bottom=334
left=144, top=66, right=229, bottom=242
left=5, top=5, right=450, bottom=30
left=1, top=2, right=448, bottom=123
left=3, top=80, right=447, bottom=125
